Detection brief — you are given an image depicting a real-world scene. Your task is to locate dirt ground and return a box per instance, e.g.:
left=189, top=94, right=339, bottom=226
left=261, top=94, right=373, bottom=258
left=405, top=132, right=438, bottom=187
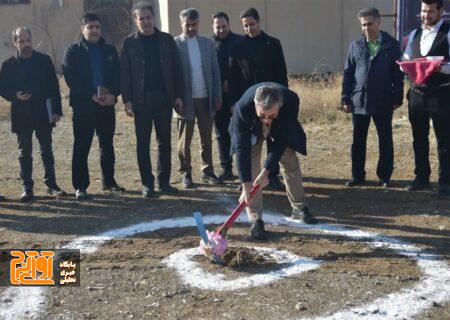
left=0, top=80, right=449, bottom=319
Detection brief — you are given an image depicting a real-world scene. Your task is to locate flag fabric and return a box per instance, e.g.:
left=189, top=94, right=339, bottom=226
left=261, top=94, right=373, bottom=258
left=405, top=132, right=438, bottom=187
left=397, top=58, right=444, bottom=85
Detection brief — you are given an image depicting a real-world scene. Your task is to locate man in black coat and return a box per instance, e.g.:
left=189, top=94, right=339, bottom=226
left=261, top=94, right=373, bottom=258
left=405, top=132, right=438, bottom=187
left=62, top=13, right=123, bottom=200
left=229, top=7, right=288, bottom=191
left=341, top=7, right=404, bottom=188
left=0, top=27, right=65, bottom=202
left=230, top=82, right=318, bottom=240
left=211, top=11, right=242, bottom=181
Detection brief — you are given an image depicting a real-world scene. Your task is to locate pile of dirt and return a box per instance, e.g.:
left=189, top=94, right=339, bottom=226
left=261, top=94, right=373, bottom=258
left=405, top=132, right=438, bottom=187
left=221, top=247, right=277, bottom=269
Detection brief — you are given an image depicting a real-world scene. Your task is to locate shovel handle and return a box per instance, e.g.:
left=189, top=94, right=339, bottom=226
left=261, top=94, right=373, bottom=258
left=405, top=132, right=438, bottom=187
left=216, top=184, right=261, bottom=235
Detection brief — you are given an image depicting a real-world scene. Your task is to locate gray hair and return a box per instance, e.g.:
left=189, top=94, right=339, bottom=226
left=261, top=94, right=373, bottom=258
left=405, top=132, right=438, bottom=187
left=180, top=8, right=199, bottom=21
left=357, top=7, right=381, bottom=20
left=12, top=26, right=32, bottom=43
left=132, top=1, right=154, bottom=18
left=254, top=85, right=284, bottom=110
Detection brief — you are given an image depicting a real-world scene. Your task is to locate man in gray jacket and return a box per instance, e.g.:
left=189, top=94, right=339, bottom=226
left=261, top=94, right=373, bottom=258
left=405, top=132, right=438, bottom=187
left=175, top=8, right=222, bottom=188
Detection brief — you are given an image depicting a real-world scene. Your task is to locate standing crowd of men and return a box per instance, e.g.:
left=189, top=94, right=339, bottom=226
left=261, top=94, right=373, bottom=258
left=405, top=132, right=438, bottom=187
left=0, top=0, right=448, bottom=239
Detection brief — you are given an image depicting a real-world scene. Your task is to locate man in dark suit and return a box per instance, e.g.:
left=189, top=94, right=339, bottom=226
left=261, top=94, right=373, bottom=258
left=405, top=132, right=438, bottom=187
left=230, top=83, right=318, bottom=240
left=0, top=27, right=65, bottom=202
left=229, top=7, right=288, bottom=191
left=62, top=13, right=123, bottom=200
left=341, top=7, right=404, bottom=188
left=211, top=11, right=242, bottom=181
left=121, top=2, right=183, bottom=198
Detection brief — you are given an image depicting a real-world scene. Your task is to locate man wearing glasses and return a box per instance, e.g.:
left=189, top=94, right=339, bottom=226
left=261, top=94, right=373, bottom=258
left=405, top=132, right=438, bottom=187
left=230, top=82, right=318, bottom=240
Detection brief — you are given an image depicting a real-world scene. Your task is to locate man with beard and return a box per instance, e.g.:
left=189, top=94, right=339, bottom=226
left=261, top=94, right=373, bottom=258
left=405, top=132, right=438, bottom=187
left=211, top=11, right=242, bottom=181
left=402, top=0, right=450, bottom=196
left=0, top=27, right=65, bottom=202
left=229, top=7, right=288, bottom=191
left=62, top=13, right=123, bottom=200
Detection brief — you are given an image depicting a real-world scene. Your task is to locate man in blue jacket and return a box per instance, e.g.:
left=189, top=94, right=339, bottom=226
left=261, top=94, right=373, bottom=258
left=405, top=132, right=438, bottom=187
left=230, top=83, right=318, bottom=240
left=341, top=7, right=404, bottom=188
left=62, top=13, right=123, bottom=200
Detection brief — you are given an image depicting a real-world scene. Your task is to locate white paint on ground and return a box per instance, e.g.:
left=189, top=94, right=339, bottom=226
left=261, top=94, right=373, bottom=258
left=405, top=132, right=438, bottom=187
left=0, top=212, right=448, bottom=320
left=164, top=247, right=322, bottom=291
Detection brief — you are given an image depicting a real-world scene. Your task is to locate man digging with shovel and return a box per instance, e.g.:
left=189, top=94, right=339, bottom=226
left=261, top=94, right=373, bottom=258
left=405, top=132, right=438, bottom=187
left=230, top=82, right=318, bottom=240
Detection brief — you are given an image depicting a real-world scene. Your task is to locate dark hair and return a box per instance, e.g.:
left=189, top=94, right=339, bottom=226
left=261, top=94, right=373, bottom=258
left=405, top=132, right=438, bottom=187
left=132, top=1, right=155, bottom=18
left=180, top=8, right=199, bottom=21
left=357, top=7, right=381, bottom=20
left=212, top=11, right=229, bottom=23
left=421, top=0, right=444, bottom=9
left=240, top=7, right=260, bottom=21
left=254, top=85, right=284, bottom=109
left=82, top=13, right=101, bottom=25
left=12, top=26, right=32, bottom=43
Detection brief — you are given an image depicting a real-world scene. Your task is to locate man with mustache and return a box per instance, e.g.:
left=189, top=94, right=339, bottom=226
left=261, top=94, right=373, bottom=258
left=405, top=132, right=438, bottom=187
left=0, top=27, right=65, bottom=202
left=402, top=0, right=450, bottom=196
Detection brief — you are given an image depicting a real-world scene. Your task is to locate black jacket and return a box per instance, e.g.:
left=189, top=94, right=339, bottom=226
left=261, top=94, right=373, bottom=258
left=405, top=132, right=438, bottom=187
left=229, top=31, right=288, bottom=105
left=62, top=37, right=120, bottom=109
left=120, top=29, right=183, bottom=110
left=341, top=31, right=404, bottom=115
left=230, top=82, right=307, bottom=183
left=212, top=31, right=243, bottom=85
left=0, top=51, right=62, bottom=133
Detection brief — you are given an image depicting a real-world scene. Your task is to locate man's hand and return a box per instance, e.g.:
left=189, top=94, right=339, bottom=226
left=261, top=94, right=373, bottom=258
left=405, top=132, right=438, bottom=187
left=124, top=102, right=134, bottom=117
left=393, top=104, right=402, bottom=110
left=214, top=100, right=222, bottom=111
left=174, top=98, right=184, bottom=115
left=343, top=104, right=352, bottom=113
left=52, top=114, right=61, bottom=124
left=99, top=93, right=116, bottom=106
left=92, top=94, right=101, bottom=104
left=254, top=169, right=270, bottom=189
left=16, top=91, right=32, bottom=101
left=222, top=80, right=229, bottom=93
left=239, top=182, right=253, bottom=205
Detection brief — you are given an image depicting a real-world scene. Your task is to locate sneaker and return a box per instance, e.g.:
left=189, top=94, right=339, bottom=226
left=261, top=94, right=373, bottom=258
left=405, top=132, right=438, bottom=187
left=267, top=177, right=285, bottom=191
left=250, top=219, right=267, bottom=240
left=438, top=184, right=450, bottom=197
left=75, top=190, right=91, bottom=200
left=20, top=190, right=34, bottom=202
left=142, top=187, right=155, bottom=198
left=158, top=184, right=178, bottom=194
left=102, top=182, right=125, bottom=192
left=291, top=207, right=318, bottom=224
left=202, top=173, right=223, bottom=185
left=405, top=179, right=430, bottom=192
left=218, top=168, right=235, bottom=181
left=345, top=177, right=365, bottom=187
left=182, top=175, right=194, bottom=189
left=47, top=185, right=67, bottom=196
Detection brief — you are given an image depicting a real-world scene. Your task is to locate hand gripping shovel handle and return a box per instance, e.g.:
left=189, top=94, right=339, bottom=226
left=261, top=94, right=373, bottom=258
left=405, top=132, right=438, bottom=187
left=216, top=184, right=261, bottom=236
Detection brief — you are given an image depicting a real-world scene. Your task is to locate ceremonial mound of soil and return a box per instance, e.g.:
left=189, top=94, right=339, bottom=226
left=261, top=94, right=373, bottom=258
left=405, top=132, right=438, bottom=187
left=221, top=247, right=277, bottom=269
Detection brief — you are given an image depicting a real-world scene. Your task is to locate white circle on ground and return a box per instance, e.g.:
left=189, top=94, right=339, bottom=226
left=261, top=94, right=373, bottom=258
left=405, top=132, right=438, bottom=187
left=1, top=212, right=449, bottom=320
left=164, top=247, right=322, bottom=291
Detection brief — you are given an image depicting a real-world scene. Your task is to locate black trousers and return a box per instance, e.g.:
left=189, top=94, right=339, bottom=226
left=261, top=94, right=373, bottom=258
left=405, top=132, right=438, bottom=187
left=408, top=106, right=450, bottom=185
left=351, top=113, right=394, bottom=182
left=16, top=124, right=56, bottom=192
left=72, top=106, right=116, bottom=191
left=134, top=91, right=172, bottom=189
left=214, top=93, right=232, bottom=170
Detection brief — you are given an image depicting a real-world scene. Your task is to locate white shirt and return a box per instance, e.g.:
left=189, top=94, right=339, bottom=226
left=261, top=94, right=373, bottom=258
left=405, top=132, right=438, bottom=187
left=403, top=20, right=450, bottom=74
left=186, top=36, right=208, bottom=98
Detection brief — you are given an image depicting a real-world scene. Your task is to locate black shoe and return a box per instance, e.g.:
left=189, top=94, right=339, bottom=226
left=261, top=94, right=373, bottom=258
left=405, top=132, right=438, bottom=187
left=218, top=168, right=235, bottom=181
left=75, top=189, right=91, bottom=200
left=182, top=175, right=194, bottom=189
left=202, top=173, right=223, bottom=185
left=250, top=219, right=267, bottom=240
left=158, top=184, right=178, bottom=194
left=142, top=187, right=155, bottom=198
left=47, top=185, right=67, bottom=196
left=291, top=207, right=318, bottom=224
left=0, top=194, right=5, bottom=202
left=20, top=190, right=34, bottom=202
left=405, top=179, right=430, bottom=192
left=378, top=180, right=390, bottom=189
left=266, top=177, right=285, bottom=191
left=102, top=182, right=125, bottom=192
left=345, top=177, right=365, bottom=187
left=438, top=184, right=450, bottom=197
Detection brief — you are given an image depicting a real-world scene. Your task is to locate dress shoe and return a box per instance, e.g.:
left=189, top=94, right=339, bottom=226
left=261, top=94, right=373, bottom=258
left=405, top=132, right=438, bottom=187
left=0, top=194, right=5, bottom=202
left=250, top=219, right=267, bottom=240
left=266, top=177, right=285, bottom=191
left=438, top=184, right=450, bottom=197
left=378, top=180, right=390, bottom=189
left=202, top=173, right=223, bottom=185
left=75, top=189, right=91, bottom=200
left=218, top=168, right=235, bottom=181
left=20, top=190, right=34, bottom=202
left=47, top=185, right=67, bottom=196
left=405, top=179, right=430, bottom=192
left=158, top=184, right=178, bottom=194
left=345, top=177, right=365, bottom=187
left=102, top=182, right=125, bottom=192
left=291, top=207, right=318, bottom=224
left=182, top=175, right=194, bottom=189
left=142, top=187, right=155, bottom=198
